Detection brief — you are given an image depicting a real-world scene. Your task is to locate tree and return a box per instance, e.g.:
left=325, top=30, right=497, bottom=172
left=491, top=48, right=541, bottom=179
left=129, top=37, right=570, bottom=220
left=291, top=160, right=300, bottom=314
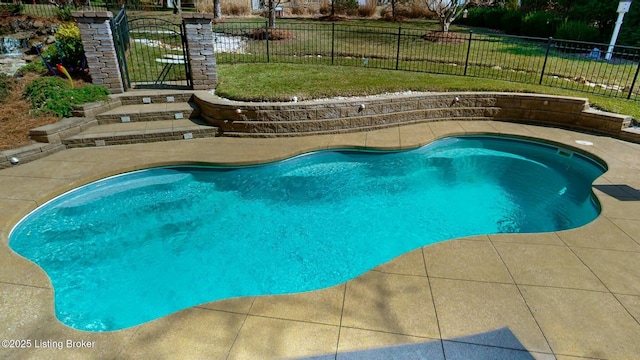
left=425, top=0, right=494, bottom=32
left=214, top=0, right=221, bottom=19
left=173, top=0, right=182, bottom=14
left=267, top=0, right=282, bottom=28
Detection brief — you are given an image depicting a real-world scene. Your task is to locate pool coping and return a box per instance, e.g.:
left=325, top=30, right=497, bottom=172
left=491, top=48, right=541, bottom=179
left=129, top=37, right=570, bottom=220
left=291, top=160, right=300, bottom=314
left=1, top=121, right=640, bottom=359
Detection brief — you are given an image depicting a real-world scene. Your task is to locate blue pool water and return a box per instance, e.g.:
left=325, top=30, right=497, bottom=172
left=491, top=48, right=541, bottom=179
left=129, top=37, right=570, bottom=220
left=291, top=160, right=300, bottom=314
left=9, top=136, right=605, bottom=331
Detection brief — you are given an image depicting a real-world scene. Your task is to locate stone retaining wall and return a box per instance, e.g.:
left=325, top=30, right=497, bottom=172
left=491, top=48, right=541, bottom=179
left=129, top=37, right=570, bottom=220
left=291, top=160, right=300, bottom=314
left=193, top=92, right=633, bottom=140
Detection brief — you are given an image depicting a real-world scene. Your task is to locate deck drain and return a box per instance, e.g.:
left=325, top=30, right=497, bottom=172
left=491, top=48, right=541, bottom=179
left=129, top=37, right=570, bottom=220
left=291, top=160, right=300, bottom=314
left=575, top=140, right=593, bottom=146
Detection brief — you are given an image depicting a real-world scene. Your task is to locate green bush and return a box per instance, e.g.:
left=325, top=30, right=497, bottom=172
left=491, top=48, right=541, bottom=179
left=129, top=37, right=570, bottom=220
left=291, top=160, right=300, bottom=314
left=483, top=8, right=508, bottom=29
left=500, top=10, right=523, bottom=35
left=21, top=59, right=49, bottom=76
left=56, top=7, right=73, bottom=21
left=23, top=77, right=109, bottom=118
left=554, top=21, right=600, bottom=42
left=334, top=0, right=359, bottom=16
left=457, top=7, right=487, bottom=27
left=46, top=23, right=85, bottom=71
left=0, top=3, right=23, bottom=16
left=521, top=11, right=561, bottom=38
left=0, top=74, right=13, bottom=103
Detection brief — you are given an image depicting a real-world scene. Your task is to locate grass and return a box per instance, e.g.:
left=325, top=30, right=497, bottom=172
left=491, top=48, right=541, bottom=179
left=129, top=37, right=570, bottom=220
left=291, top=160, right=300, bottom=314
left=211, top=19, right=640, bottom=98
left=216, top=63, right=640, bottom=118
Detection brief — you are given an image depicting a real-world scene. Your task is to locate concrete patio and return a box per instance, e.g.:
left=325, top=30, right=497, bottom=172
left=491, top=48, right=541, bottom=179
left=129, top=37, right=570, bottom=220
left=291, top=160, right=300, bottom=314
left=1, top=121, right=639, bottom=359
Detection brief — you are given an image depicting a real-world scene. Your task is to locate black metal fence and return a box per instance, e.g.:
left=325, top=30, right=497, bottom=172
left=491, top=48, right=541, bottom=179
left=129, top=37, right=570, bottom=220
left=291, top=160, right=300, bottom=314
left=212, top=21, right=640, bottom=101
left=0, top=0, right=109, bottom=18
left=111, top=5, right=130, bottom=89
left=0, top=0, right=191, bottom=18
left=109, top=5, right=191, bottom=90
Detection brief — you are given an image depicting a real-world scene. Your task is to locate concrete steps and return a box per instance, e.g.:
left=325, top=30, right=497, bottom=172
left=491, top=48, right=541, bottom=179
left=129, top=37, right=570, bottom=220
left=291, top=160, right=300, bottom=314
left=62, top=119, right=218, bottom=148
left=96, top=102, right=198, bottom=124
left=55, top=90, right=218, bottom=148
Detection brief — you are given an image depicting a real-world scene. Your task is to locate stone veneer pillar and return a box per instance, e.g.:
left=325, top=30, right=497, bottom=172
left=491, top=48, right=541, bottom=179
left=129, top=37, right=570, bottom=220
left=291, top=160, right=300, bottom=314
left=182, top=13, right=217, bottom=90
left=72, top=11, right=124, bottom=94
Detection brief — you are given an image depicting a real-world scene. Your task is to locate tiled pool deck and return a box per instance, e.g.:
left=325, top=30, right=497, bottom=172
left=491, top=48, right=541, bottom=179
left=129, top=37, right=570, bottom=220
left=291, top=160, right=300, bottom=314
left=1, top=121, right=640, bottom=359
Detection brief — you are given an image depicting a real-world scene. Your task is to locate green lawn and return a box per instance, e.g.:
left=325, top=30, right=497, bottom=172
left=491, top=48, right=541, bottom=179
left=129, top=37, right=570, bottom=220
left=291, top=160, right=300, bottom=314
left=210, top=19, right=639, bottom=100
left=216, top=63, right=640, bottom=119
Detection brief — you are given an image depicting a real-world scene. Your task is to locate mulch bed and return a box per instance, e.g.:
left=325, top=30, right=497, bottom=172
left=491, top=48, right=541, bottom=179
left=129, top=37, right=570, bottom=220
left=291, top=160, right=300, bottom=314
left=0, top=73, right=60, bottom=151
left=420, top=31, right=467, bottom=44
left=248, top=28, right=296, bottom=40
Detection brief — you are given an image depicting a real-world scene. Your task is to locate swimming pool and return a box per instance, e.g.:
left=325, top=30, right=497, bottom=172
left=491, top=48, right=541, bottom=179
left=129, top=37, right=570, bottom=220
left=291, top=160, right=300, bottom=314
left=9, top=135, right=606, bottom=331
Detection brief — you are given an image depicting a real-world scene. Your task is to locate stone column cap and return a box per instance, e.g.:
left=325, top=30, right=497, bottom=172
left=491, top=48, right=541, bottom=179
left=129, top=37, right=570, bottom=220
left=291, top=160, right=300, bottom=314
left=71, top=11, right=114, bottom=19
left=182, top=13, right=215, bottom=20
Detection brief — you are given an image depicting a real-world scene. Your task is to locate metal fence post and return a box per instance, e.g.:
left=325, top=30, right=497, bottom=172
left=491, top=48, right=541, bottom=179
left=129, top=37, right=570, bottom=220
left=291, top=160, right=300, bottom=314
left=464, top=31, right=472, bottom=76
left=265, top=21, right=270, bottom=63
left=628, top=60, right=640, bottom=100
left=539, top=37, right=553, bottom=85
left=331, top=22, right=335, bottom=65
left=396, top=26, right=402, bottom=70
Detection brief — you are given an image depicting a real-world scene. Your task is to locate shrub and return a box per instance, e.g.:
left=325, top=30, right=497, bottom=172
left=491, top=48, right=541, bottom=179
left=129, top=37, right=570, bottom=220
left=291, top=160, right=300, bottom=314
left=319, top=0, right=331, bottom=15
left=248, top=28, right=296, bottom=40
left=521, top=11, right=561, bottom=38
left=334, top=0, right=359, bottom=16
left=56, top=7, right=73, bottom=21
left=291, top=5, right=308, bottom=15
left=357, top=0, right=377, bottom=18
left=407, top=1, right=434, bottom=19
left=0, top=74, right=13, bottom=103
left=0, top=3, right=23, bottom=16
left=47, top=23, right=85, bottom=71
left=380, top=1, right=433, bottom=20
left=500, top=10, right=522, bottom=35
left=555, top=21, right=599, bottom=42
left=221, top=0, right=250, bottom=16
left=459, top=7, right=488, bottom=27
left=20, top=59, right=49, bottom=75
left=23, top=77, right=109, bottom=118
left=483, top=8, right=508, bottom=29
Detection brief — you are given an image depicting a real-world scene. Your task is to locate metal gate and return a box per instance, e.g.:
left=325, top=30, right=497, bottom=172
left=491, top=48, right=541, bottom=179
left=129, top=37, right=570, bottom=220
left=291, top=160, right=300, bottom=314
left=111, top=8, right=191, bottom=90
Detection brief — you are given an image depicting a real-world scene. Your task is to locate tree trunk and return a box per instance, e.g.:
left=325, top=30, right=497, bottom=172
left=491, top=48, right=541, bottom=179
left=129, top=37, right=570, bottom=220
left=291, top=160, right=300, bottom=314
left=214, top=0, right=221, bottom=18
left=441, top=18, right=450, bottom=33
left=173, top=0, right=182, bottom=14
left=268, top=0, right=276, bottom=28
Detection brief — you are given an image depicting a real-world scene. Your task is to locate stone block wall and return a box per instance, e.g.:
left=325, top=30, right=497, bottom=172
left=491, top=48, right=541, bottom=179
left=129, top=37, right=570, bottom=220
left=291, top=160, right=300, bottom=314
left=192, top=91, right=634, bottom=140
left=72, top=11, right=124, bottom=94
left=182, top=13, right=217, bottom=90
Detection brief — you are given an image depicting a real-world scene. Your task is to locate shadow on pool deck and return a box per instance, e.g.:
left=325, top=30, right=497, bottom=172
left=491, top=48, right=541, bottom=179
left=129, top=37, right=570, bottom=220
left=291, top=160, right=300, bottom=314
left=297, top=328, right=536, bottom=360
left=593, top=184, right=640, bottom=201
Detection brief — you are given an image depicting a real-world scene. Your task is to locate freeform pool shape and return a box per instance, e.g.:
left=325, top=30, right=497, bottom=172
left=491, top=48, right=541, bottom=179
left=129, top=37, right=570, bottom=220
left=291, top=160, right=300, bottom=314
left=9, top=135, right=605, bottom=331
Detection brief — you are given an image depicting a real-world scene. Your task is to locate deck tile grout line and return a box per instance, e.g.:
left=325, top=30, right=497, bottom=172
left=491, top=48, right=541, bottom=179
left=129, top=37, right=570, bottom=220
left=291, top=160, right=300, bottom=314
left=224, top=297, right=256, bottom=360
left=557, top=230, right=640, bottom=328
left=421, top=246, right=446, bottom=359
left=333, top=283, right=348, bottom=360
left=487, top=235, right=557, bottom=357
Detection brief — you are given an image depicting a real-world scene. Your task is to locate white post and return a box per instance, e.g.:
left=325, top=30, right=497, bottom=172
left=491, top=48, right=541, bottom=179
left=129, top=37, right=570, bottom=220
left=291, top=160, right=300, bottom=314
left=606, top=0, right=633, bottom=61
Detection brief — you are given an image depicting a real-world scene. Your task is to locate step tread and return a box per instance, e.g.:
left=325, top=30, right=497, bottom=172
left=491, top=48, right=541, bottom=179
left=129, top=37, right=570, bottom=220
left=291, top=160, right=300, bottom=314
left=622, top=126, right=640, bottom=134
left=97, top=102, right=195, bottom=116
left=66, top=120, right=214, bottom=139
